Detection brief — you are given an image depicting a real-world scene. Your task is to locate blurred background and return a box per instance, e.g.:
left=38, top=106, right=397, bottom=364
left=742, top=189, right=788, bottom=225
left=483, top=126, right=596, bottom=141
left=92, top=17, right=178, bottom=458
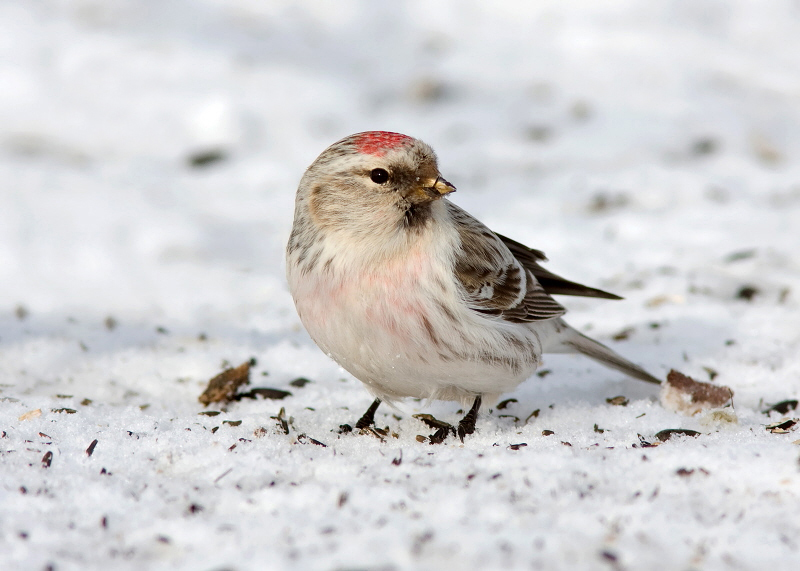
left=2, top=0, right=799, bottom=325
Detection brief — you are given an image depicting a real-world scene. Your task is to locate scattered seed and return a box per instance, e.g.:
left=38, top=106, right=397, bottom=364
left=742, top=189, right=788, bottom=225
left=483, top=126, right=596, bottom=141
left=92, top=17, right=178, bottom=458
left=736, top=285, right=759, bottom=301
left=222, top=420, right=242, bottom=427
left=415, top=435, right=427, bottom=443
left=541, top=430, right=554, bottom=436
left=606, top=396, right=629, bottom=406
left=289, top=377, right=312, bottom=388
left=496, top=398, right=517, bottom=410
left=51, top=408, right=76, bottom=414
left=104, top=316, right=117, bottom=331
left=86, top=439, right=98, bottom=456
left=593, top=424, right=605, bottom=434
left=188, top=149, right=227, bottom=168
left=198, top=411, right=220, bottom=417
left=392, top=452, right=402, bottom=465
left=271, top=408, right=289, bottom=435
left=536, top=369, right=552, bottom=378
left=601, top=550, right=619, bottom=563
left=81, top=398, right=92, bottom=406
left=763, top=400, right=798, bottom=416
left=508, top=443, right=527, bottom=450
left=691, top=137, right=718, bottom=156
left=723, top=249, right=756, bottom=263
left=338, top=424, right=353, bottom=434
left=766, top=418, right=798, bottom=434
left=41, top=451, right=53, bottom=468
left=297, top=434, right=327, bottom=447
left=636, top=434, right=658, bottom=448
left=234, top=388, right=292, bottom=401
left=612, top=327, right=635, bottom=341
left=655, top=429, right=701, bottom=442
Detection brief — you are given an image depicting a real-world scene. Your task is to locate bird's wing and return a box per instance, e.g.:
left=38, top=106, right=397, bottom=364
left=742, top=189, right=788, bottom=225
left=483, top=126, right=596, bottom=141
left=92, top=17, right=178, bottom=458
left=495, top=233, right=622, bottom=300
left=448, top=203, right=566, bottom=322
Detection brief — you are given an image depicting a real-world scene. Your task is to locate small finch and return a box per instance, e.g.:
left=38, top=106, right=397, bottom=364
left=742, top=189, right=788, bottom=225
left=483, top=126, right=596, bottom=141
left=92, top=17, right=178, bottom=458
left=287, top=131, right=660, bottom=440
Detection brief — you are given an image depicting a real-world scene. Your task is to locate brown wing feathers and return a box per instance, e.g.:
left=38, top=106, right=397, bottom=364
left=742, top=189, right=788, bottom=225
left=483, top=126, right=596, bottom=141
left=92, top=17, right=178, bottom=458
left=495, top=233, right=622, bottom=300
left=449, top=203, right=622, bottom=324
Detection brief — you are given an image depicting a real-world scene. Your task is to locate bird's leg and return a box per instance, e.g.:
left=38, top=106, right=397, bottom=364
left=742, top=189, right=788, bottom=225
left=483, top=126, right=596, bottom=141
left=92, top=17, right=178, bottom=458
left=457, top=396, right=482, bottom=441
left=355, top=398, right=382, bottom=429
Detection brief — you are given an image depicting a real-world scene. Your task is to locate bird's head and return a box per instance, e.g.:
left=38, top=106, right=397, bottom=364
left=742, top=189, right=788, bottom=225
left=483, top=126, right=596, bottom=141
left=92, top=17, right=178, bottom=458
left=299, top=132, right=456, bottom=237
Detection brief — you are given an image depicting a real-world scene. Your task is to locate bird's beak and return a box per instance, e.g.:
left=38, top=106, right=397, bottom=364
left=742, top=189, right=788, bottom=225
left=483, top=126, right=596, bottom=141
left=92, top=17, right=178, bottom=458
left=421, top=176, right=456, bottom=199
left=433, top=176, right=456, bottom=196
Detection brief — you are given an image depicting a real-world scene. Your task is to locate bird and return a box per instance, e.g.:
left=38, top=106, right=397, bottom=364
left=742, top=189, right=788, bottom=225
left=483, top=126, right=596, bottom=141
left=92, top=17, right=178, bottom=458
left=286, top=131, right=660, bottom=441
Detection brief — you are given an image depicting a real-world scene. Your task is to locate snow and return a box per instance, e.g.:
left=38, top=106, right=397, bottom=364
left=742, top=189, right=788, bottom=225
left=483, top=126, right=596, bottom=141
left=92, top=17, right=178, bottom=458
left=2, top=1, right=800, bottom=569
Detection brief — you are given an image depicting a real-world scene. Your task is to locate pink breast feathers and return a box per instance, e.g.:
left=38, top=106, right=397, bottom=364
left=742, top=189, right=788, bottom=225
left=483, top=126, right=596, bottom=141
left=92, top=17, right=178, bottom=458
left=354, top=131, right=413, bottom=157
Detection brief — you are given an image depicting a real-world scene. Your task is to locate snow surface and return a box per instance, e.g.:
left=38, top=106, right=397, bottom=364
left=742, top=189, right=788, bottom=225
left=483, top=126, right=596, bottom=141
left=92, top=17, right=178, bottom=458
left=2, top=1, right=800, bottom=569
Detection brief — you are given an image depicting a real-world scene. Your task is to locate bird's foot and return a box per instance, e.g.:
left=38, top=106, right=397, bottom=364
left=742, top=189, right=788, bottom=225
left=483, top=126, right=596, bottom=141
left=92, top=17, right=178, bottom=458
left=457, top=396, right=482, bottom=442
left=355, top=398, right=382, bottom=430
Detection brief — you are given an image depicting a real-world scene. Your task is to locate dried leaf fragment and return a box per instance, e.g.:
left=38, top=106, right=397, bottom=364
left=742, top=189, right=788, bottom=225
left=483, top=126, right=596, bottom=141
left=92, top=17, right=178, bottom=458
left=766, top=418, right=798, bottom=434
left=660, top=370, right=733, bottom=416
left=198, top=361, right=252, bottom=405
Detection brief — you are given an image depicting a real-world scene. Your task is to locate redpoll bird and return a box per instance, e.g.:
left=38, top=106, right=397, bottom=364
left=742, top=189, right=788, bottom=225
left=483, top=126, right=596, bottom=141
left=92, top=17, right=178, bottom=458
left=287, top=131, right=660, bottom=440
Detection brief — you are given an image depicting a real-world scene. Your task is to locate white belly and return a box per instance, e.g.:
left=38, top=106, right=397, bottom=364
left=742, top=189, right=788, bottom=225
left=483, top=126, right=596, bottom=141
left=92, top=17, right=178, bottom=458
left=288, top=246, right=542, bottom=402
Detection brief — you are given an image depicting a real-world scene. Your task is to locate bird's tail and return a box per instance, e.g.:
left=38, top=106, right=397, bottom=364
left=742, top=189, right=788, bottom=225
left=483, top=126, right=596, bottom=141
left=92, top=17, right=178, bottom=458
left=541, top=319, right=662, bottom=385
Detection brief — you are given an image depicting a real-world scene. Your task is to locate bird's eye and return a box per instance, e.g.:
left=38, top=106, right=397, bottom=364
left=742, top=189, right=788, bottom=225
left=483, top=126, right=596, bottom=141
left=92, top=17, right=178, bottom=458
left=370, top=168, right=389, bottom=184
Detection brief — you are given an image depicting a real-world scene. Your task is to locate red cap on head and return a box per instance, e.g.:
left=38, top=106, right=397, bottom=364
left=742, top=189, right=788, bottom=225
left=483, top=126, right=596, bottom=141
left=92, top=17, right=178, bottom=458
left=353, top=131, right=413, bottom=157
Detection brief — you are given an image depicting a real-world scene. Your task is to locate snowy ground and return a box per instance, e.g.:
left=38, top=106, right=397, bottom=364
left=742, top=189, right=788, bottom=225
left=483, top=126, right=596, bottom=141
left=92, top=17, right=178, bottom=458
left=2, top=1, right=800, bottom=569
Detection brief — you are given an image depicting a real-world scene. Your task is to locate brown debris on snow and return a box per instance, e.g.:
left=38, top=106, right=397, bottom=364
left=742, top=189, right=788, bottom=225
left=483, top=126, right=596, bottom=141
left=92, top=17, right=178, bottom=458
left=659, top=369, right=733, bottom=416
left=198, top=361, right=253, bottom=406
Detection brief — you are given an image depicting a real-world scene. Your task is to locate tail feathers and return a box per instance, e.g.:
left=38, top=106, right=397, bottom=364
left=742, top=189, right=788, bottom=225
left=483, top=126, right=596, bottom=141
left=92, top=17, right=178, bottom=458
left=544, top=321, right=662, bottom=385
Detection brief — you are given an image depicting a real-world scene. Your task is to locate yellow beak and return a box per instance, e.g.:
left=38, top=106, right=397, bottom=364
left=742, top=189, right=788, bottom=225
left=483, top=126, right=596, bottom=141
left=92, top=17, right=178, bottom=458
left=429, top=176, right=456, bottom=197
